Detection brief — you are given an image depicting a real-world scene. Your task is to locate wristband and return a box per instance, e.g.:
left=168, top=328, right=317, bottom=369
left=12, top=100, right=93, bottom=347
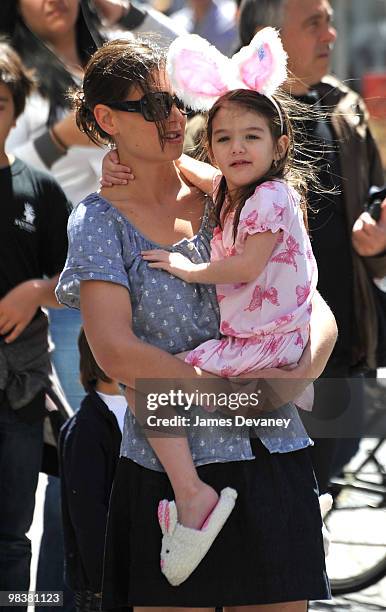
left=33, top=130, right=66, bottom=169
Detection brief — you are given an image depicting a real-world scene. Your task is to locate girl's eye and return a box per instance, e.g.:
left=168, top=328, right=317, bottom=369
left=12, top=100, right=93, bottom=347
left=246, top=134, right=259, bottom=140
left=217, top=136, right=229, bottom=143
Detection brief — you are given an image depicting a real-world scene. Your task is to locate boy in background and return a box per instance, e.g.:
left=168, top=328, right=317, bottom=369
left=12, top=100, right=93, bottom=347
left=0, top=42, right=70, bottom=601
left=59, top=329, right=126, bottom=612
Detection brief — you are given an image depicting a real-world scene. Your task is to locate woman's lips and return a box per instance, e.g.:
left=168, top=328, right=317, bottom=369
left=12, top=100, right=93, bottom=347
left=165, top=132, right=183, bottom=144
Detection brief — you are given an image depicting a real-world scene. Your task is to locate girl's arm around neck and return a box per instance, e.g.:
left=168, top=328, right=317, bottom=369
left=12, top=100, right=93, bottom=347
left=142, top=231, right=279, bottom=284
left=176, top=154, right=220, bottom=196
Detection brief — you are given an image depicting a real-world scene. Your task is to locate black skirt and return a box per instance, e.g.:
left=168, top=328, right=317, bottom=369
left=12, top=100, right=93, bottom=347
left=102, top=439, right=330, bottom=608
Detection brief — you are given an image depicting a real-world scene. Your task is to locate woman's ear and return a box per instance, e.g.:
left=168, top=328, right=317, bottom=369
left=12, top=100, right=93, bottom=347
left=93, top=104, right=119, bottom=137
left=275, top=134, right=289, bottom=161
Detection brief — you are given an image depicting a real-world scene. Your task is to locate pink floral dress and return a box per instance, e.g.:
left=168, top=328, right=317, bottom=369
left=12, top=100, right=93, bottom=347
left=185, top=179, right=318, bottom=410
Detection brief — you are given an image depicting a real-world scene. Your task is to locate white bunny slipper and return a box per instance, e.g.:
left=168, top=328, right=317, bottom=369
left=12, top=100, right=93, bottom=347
left=319, top=493, right=333, bottom=556
left=158, top=487, right=237, bottom=586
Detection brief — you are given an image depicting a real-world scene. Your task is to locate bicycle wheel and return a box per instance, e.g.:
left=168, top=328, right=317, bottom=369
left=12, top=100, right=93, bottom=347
left=325, top=447, right=386, bottom=595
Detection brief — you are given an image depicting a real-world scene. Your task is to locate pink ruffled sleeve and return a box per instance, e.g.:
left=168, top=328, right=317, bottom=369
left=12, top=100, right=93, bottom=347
left=237, top=181, right=296, bottom=242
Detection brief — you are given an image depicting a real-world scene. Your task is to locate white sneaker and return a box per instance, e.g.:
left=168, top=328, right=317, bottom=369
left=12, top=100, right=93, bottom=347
left=158, top=487, right=237, bottom=586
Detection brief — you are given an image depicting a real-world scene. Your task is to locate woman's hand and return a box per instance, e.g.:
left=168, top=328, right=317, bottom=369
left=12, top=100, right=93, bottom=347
left=142, top=249, right=197, bottom=282
left=100, top=149, right=134, bottom=187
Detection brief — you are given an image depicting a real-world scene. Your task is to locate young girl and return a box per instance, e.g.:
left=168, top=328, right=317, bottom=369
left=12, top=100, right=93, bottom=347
left=142, top=89, right=317, bottom=410
left=104, top=35, right=317, bottom=410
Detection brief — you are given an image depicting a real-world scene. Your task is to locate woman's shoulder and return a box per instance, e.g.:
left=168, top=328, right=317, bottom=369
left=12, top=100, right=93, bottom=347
left=69, top=192, right=121, bottom=228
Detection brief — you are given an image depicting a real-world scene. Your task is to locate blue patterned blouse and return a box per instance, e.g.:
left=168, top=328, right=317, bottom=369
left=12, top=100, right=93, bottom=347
left=56, top=192, right=312, bottom=471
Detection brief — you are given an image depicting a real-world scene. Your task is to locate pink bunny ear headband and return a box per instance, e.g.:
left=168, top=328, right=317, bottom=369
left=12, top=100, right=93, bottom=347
left=166, top=27, right=288, bottom=134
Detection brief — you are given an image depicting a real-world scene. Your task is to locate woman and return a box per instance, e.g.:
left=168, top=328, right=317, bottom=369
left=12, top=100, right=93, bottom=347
left=57, top=37, right=337, bottom=612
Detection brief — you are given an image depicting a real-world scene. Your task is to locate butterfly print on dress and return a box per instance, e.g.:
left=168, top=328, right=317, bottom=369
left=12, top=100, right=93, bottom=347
left=244, top=285, right=279, bottom=312
left=271, top=234, right=302, bottom=271
left=185, top=348, right=206, bottom=366
left=296, top=281, right=311, bottom=307
left=221, top=320, right=239, bottom=335
left=273, top=203, right=285, bottom=221
left=220, top=365, right=237, bottom=377
left=274, top=313, right=295, bottom=327
left=240, top=209, right=259, bottom=231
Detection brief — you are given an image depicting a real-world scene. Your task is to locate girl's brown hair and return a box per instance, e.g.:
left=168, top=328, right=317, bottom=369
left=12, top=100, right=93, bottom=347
left=70, top=38, right=167, bottom=147
left=204, top=88, right=317, bottom=240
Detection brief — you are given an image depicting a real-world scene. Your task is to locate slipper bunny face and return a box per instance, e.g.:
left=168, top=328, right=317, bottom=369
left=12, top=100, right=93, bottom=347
left=158, top=499, right=178, bottom=570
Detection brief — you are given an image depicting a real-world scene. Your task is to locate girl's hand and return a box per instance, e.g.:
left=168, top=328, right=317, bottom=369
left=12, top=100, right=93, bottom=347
left=142, top=249, right=197, bottom=282
left=100, top=149, right=134, bottom=187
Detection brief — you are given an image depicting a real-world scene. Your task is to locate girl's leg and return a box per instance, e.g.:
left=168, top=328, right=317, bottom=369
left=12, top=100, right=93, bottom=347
left=225, top=602, right=308, bottom=612
left=126, top=385, right=218, bottom=529
left=150, top=436, right=219, bottom=529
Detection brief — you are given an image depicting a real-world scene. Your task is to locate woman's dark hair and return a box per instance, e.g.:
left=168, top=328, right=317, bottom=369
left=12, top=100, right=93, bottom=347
left=78, top=328, right=112, bottom=393
left=71, top=38, right=167, bottom=147
left=0, top=40, right=36, bottom=119
left=239, top=0, right=284, bottom=46
left=205, top=88, right=314, bottom=240
left=0, top=0, right=103, bottom=124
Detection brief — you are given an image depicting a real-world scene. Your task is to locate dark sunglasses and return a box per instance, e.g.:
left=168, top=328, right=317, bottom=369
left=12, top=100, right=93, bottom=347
left=105, top=92, right=189, bottom=122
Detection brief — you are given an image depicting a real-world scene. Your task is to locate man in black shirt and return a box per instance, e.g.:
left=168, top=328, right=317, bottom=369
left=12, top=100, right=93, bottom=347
left=0, top=43, right=70, bottom=599
left=238, top=0, right=386, bottom=491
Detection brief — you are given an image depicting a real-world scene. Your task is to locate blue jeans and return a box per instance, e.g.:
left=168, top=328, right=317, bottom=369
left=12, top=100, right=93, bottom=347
left=48, top=308, right=84, bottom=409
left=0, top=401, right=44, bottom=610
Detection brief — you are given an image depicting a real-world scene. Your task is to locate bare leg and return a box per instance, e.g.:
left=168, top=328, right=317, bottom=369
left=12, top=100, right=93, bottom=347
left=225, top=602, right=308, bottom=612
left=150, top=435, right=219, bottom=529
left=125, top=387, right=218, bottom=529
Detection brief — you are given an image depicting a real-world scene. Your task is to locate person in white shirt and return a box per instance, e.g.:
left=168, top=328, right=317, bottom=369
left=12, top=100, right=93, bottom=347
left=90, top=0, right=187, bottom=47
